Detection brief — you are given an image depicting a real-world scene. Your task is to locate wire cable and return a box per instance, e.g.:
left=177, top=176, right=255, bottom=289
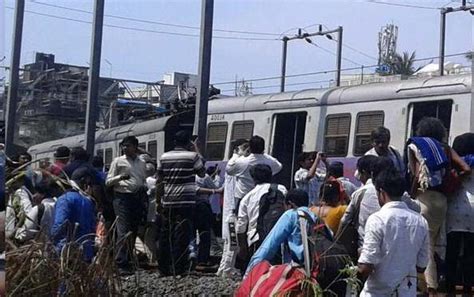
left=364, top=0, right=440, bottom=10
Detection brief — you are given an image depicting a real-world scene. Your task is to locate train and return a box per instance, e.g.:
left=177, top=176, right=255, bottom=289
left=29, top=73, right=473, bottom=189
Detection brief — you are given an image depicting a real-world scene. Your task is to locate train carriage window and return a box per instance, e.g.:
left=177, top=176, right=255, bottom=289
left=104, top=148, right=113, bottom=168
left=138, top=142, right=146, bottom=151
left=96, top=149, right=104, bottom=158
left=353, top=111, right=385, bottom=156
left=324, top=114, right=351, bottom=157
left=206, top=123, right=228, bottom=161
left=147, top=140, right=158, bottom=160
left=229, top=121, right=254, bottom=156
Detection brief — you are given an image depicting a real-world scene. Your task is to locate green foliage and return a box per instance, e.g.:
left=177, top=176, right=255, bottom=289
left=391, top=51, right=418, bottom=76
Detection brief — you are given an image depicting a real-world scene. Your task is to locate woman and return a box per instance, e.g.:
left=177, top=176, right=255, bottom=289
left=406, top=117, right=470, bottom=296
left=311, top=179, right=347, bottom=234
left=446, top=133, right=474, bottom=296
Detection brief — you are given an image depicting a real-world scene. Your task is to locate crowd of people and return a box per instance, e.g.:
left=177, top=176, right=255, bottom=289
left=2, top=116, right=474, bottom=296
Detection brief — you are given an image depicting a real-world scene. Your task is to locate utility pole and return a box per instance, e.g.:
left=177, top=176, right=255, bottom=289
left=194, top=0, right=214, bottom=155
left=5, top=0, right=25, bottom=156
left=280, top=25, right=343, bottom=92
left=84, top=0, right=104, bottom=159
left=439, top=1, right=474, bottom=76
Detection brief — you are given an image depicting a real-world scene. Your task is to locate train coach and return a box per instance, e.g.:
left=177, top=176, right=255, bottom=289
left=29, top=73, right=472, bottom=189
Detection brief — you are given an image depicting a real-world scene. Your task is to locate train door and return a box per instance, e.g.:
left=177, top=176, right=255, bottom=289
left=271, top=112, right=307, bottom=189
left=407, top=99, right=453, bottom=140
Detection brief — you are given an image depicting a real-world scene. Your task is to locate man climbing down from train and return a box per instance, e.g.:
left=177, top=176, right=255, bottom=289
left=105, top=135, right=147, bottom=274
left=226, top=135, right=282, bottom=212
left=365, top=126, right=405, bottom=176
left=294, top=151, right=327, bottom=206
left=216, top=139, right=249, bottom=277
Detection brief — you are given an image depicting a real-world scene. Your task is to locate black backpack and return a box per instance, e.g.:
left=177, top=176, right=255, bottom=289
left=255, top=184, right=286, bottom=244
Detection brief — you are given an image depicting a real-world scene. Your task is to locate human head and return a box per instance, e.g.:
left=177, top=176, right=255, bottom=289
left=374, top=168, right=405, bottom=207
left=415, top=117, right=447, bottom=143
left=249, top=135, right=265, bottom=154
left=285, top=189, right=309, bottom=209
left=297, top=152, right=314, bottom=170
left=356, top=155, right=378, bottom=184
left=17, top=152, right=32, bottom=165
left=328, top=161, right=344, bottom=178
left=120, top=136, right=139, bottom=157
left=70, top=147, right=89, bottom=162
left=249, top=164, right=272, bottom=185
left=371, top=126, right=391, bottom=156
left=91, top=155, right=104, bottom=170
left=145, top=163, right=156, bottom=177
left=32, top=183, right=52, bottom=205
left=54, top=146, right=70, bottom=163
left=371, top=156, right=395, bottom=179
left=174, top=130, right=192, bottom=148
left=452, top=133, right=474, bottom=157
left=70, top=167, right=95, bottom=192
left=319, top=180, right=341, bottom=206
left=232, top=139, right=250, bottom=156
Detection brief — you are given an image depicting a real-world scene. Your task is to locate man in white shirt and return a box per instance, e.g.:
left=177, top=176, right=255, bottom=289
left=358, top=168, right=429, bottom=297
left=226, top=135, right=282, bottom=211
left=364, top=126, right=405, bottom=176
left=235, top=164, right=287, bottom=273
left=294, top=152, right=327, bottom=206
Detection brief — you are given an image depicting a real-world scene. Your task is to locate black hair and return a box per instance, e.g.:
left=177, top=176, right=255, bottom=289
left=452, top=133, right=474, bottom=157
left=356, top=155, right=378, bottom=175
left=175, top=130, right=191, bottom=147
left=286, top=189, right=309, bottom=208
left=206, top=165, right=217, bottom=176
left=371, top=156, right=395, bottom=178
left=16, top=152, right=32, bottom=162
left=249, top=135, right=265, bottom=154
left=297, top=152, right=309, bottom=164
left=415, top=117, right=447, bottom=142
left=249, top=164, right=272, bottom=184
left=374, top=168, right=406, bottom=199
left=121, top=135, right=139, bottom=147
left=70, top=147, right=89, bottom=161
left=34, top=183, right=52, bottom=197
left=70, top=167, right=95, bottom=188
left=319, top=180, right=341, bottom=206
left=92, top=155, right=104, bottom=168
left=328, top=161, right=344, bottom=178
left=371, top=126, right=391, bottom=142
left=232, top=139, right=248, bottom=151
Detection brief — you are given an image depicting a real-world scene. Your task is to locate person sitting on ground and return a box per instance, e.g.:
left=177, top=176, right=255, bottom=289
left=294, top=152, right=327, bottom=206
left=49, top=146, right=70, bottom=176
left=327, top=161, right=357, bottom=198
left=358, top=168, right=429, bottom=296
left=15, top=182, right=57, bottom=243
left=365, top=126, right=405, bottom=176
left=51, top=167, right=97, bottom=263
left=311, top=180, right=347, bottom=234
left=235, top=164, right=287, bottom=273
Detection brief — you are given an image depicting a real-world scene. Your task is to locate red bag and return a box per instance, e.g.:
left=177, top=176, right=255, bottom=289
left=441, top=147, right=462, bottom=196
left=235, top=261, right=317, bottom=297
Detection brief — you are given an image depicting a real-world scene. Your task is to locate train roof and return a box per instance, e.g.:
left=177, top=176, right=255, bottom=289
left=29, top=114, right=172, bottom=155
left=208, top=73, right=472, bottom=114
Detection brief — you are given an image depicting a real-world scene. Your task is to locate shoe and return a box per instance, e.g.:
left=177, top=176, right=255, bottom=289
left=195, top=262, right=219, bottom=273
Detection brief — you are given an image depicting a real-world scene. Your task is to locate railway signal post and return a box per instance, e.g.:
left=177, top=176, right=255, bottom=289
left=194, top=0, right=214, bottom=155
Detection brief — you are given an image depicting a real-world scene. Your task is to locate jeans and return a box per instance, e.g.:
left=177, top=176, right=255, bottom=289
left=113, top=192, right=145, bottom=267
left=158, top=206, right=195, bottom=276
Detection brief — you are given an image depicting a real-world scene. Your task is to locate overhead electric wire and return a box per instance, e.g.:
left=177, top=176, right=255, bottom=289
left=365, top=0, right=441, bottom=10
left=30, top=1, right=281, bottom=37
left=5, top=7, right=279, bottom=41
left=221, top=79, right=333, bottom=92
left=307, top=42, right=363, bottom=66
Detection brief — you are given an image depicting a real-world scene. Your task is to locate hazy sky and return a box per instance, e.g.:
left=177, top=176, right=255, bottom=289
left=2, top=0, right=473, bottom=94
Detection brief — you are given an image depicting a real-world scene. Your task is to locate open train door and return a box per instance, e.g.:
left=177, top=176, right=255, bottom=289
left=164, top=111, right=195, bottom=152
left=271, top=112, right=307, bottom=189
left=407, top=99, right=453, bottom=142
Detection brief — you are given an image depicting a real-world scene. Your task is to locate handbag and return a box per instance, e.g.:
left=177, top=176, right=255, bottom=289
left=334, top=189, right=366, bottom=262
left=440, top=146, right=462, bottom=196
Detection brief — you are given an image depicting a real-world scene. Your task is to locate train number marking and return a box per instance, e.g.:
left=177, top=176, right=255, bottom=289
left=210, top=114, right=225, bottom=121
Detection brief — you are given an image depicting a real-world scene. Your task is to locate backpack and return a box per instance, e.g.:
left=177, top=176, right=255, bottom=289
left=255, top=184, right=286, bottom=244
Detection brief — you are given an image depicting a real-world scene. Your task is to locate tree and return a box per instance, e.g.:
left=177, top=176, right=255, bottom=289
left=391, top=51, right=418, bottom=76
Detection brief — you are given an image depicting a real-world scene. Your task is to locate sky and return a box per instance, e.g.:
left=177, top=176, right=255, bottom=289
left=1, top=0, right=473, bottom=95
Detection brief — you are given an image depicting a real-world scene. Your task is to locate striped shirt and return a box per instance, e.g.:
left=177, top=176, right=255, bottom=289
left=158, top=148, right=204, bottom=207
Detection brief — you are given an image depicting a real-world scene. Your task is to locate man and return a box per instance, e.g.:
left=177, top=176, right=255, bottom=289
left=235, top=164, right=287, bottom=273
left=226, top=135, right=282, bottom=211
left=358, top=168, right=429, bottom=297
left=157, top=130, right=205, bottom=276
left=62, top=147, right=90, bottom=178
left=327, top=161, right=357, bottom=198
left=106, top=136, right=147, bottom=272
left=217, top=139, right=249, bottom=277
left=51, top=167, right=97, bottom=262
left=365, top=126, right=405, bottom=176
left=294, top=152, right=327, bottom=206
left=49, top=146, right=70, bottom=176
left=5, top=174, right=33, bottom=239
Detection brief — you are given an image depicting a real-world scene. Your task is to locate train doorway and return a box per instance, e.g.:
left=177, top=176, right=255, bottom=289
left=408, top=100, right=453, bottom=140
left=271, top=112, right=307, bottom=189
left=164, top=111, right=195, bottom=152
